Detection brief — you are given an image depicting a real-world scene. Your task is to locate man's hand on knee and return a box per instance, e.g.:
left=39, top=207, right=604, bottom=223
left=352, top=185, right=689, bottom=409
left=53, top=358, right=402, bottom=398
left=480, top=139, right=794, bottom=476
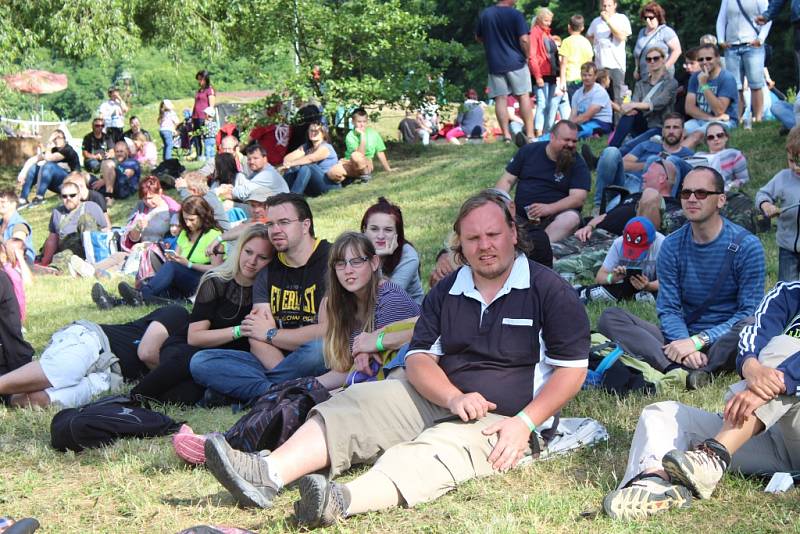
left=724, top=389, right=767, bottom=428
left=447, top=392, right=496, bottom=422
left=482, top=416, right=530, bottom=472
left=742, top=358, right=786, bottom=400
left=682, top=351, right=708, bottom=369
left=663, top=338, right=696, bottom=363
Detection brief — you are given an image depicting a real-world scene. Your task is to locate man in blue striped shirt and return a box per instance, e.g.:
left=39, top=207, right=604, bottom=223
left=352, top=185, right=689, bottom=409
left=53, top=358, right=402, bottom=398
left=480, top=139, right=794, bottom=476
left=598, top=166, right=765, bottom=389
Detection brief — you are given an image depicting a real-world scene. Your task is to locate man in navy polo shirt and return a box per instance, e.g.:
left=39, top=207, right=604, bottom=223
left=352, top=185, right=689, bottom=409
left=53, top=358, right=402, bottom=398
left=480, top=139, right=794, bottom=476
left=495, top=120, right=590, bottom=242
left=201, top=190, right=590, bottom=528
left=476, top=0, right=535, bottom=143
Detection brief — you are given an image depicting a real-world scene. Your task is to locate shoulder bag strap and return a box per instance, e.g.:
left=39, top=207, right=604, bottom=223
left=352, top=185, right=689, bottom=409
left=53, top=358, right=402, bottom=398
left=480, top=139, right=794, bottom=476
left=734, top=0, right=761, bottom=36
left=636, top=25, right=664, bottom=68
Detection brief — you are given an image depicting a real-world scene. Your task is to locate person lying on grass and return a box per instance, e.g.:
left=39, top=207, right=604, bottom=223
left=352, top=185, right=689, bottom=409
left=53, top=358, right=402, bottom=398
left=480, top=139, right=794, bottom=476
left=603, top=280, right=800, bottom=520
left=201, top=190, right=589, bottom=529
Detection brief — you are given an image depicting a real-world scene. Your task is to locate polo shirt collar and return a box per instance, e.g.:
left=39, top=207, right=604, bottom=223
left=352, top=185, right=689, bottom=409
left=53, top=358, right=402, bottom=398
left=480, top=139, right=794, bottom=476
left=449, top=254, right=530, bottom=305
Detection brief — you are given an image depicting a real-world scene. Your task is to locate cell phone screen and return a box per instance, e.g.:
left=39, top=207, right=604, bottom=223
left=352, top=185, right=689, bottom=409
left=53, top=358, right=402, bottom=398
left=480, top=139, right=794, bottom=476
left=625, top=268, right=643, bottom=279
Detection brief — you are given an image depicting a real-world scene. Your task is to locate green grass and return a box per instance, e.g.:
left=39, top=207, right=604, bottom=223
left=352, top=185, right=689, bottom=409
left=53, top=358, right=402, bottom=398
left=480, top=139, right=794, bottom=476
left=1, top=122, right=799, bottom=533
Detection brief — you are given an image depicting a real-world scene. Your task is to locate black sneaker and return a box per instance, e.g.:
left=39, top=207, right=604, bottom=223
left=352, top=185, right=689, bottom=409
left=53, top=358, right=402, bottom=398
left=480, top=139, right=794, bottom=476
left=91, top=283, right=120, bottom=310
left=27, top=196, right=45, bottom=209
left=204, top=433, right=278, bottom=508
left=514, top=131, right=528, bottom=147
left=581, top=144, right=598, bottom=170
left=686, top=370, right=712, bottom=390
left=294, top=474, right=350, bottom=528
left=118, top=281, right=144, bottom=307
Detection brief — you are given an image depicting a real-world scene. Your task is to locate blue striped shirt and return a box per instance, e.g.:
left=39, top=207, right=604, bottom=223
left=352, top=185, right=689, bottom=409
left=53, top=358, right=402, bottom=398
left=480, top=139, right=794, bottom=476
left=349, top=281, right=420, bottom=352
left=656, top=218, right=765, bottom=342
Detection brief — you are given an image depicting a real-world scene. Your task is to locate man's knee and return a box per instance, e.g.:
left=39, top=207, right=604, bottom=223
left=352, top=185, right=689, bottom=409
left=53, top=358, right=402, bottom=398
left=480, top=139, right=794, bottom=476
left=597, top=307, right=628, bottom=334
left=552, top=209, right=580, bottom=229
left=598, top=146, right=622, bottom=168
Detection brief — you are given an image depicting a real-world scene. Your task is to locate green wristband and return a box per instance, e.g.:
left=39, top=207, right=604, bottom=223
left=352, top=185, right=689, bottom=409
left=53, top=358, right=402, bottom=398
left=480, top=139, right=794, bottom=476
left=233, top=325, right=242, bottom=339
left=606, top=272, right=615, bottom=284
left=375, top=331, right=385, bottom=352
left=516, top=411, right=537, bottom=432
left=700, top=84, right=711, bottom=92
left=691, top=335, right=703, bottom=351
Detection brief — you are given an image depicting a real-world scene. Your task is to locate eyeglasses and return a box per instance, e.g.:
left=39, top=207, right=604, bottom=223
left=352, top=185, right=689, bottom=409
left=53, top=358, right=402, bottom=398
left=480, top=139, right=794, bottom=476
left=643, top=15, right=657, bottom=20
left=61, top=193, right=78, bottom=199
left=679, top=188, right=724, bottom=200
left=645, top=55, right=663, bottom=63
left=333, top=256, right=370, bottom=270
left=264, top=218, right=301, bottom=230
left=697, top=56, right=715, bottom=62
left=92, top=124, right=104, bottom=128
left=706, top=132, right=726, bottom=140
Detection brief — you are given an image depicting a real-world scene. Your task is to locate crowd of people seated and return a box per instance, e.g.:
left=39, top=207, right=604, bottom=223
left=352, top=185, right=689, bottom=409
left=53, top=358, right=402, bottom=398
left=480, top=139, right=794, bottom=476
left=4, top=0, right=800, bottom=530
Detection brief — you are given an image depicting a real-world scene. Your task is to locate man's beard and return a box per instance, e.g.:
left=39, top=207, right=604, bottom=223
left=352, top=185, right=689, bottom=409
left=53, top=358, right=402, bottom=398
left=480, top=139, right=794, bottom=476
left=556, top=147, right=576, bottom=175
left=664, top=133, right=681, bottom=147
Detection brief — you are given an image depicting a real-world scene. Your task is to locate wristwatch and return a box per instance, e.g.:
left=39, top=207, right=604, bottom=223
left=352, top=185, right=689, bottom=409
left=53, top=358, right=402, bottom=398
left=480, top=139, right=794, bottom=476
left=265, top=328, right=278, bottom=345
left=696, top=331, right=711, bottom=348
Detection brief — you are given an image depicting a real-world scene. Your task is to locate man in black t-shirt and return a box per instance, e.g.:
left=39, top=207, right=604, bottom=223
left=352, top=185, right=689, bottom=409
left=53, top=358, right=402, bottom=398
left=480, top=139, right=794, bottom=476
left=82, top=118, right=114, bottom=173
left=201, top=191, right=589, bottom=527
left=190, top=193, right=329, bottom=403
left=495, top=120, right=591, bottom=242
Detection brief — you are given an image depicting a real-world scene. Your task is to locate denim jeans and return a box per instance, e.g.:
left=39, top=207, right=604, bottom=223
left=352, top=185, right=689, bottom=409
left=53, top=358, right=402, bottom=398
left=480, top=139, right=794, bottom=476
left=285, top=164, right=341, bottom=197
left=608, top=112, right=657, bottom=150
left=779, top=247, right=800, bottom=282
left=21, top=162, right=68, bottom=199
left=140, top=261, right=203, bottom=301
left=85, top=158, right=102, bottom=173
left=772, top=100, right=796, bottom=130
left=535, top=83, right=561, bottom=133
left=189, top=338, right=327, bottom=402
left=203, top=137, right=216, bottom=159
left=160, top=129, right=174, bottom=161
left=618, top=127, right=660, bottom=156
left=594, top=147, right=644, bottom=207
left=724, top=44, right=766, bottom=90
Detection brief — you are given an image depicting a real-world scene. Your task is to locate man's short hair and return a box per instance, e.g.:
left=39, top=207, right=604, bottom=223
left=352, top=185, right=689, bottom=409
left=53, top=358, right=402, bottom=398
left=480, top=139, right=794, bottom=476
left=244, top=142, right=267, bottom=157
left=60, top=181, right=80, bottom=194
left=662, top=112, right=684, bottom=125
left=129, top=116, right=139, bottom=124
left=581, top=61, right=597, bottom=74
left=64, top=171, right=90, bottom=187
left=697, top=43, right=719, bottom=57
left=650, top=158, right=677, bottom=188
left=684, top=46, right=700, bottom=62
left=569, top=14, right=585, bottom=31
left=451, top=190, right=531, bottom=265
left=266, top=193, right=315, bottom=237
left=552, top=120, right=579, bottom=138
left=0, top=188, right=19, bottom=205
left=687, top=166, right=725, bottom=194
left=351, top=107, right=368, bottom=120
left=183, top=171, right=209, bottom=194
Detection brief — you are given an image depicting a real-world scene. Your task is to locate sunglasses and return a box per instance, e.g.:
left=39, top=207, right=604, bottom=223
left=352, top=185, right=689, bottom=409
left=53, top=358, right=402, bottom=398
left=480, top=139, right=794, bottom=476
left=697, top=56, right=715, bottom=62
left=706, top=132, right=726, bottom=140
left=679, top=188, right=723, bottom=200
left=61, top=193, right=78, bottom=199
left=645, top=55, right=663, bottom=63
left=643, top=15, right=657, bottom=20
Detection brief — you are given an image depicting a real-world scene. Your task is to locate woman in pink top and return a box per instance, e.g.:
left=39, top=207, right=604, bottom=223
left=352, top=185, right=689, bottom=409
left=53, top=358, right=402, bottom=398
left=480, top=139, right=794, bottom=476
left=192, top=70, right=216, bottom=159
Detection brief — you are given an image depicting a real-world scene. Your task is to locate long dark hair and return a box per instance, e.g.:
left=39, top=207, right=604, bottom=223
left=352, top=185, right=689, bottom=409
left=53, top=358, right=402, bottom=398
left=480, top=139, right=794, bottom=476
left=214, top=153, right=238, bottom=185
left=179, top=195, right=220, bottom=236
left=360, top=197, right=412, bottom=276
left=196, top=70, right=211, bottom=88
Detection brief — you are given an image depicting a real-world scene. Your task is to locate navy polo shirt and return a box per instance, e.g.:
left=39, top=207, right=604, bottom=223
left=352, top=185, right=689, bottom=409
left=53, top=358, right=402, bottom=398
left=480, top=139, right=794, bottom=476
left=406, top=255, right=589, bottom=421
left=505, top=142, right=591, bottom=219
left=475, top=5, right=529, bottom=74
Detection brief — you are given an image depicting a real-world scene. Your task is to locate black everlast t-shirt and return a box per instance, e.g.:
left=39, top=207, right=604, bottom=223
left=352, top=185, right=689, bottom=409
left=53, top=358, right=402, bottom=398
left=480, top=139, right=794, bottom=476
left=253, top=239, right=330, bottom=330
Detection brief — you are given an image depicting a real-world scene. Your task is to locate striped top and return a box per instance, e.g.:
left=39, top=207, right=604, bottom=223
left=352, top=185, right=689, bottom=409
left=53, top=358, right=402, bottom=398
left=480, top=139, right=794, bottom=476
left=349, top=281, right=421, bottom=352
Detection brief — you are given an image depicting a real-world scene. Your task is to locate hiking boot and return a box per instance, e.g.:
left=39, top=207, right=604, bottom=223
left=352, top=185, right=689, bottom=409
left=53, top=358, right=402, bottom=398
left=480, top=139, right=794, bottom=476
left=294, top=474, right=350, bottom=528
left=581, top=144, right=598, bottom=170
left=602, top=475, right=692, bottom=520
left=662, top=440, right=730, bottom=499
left=118, top=281, right=144, bottom=307
left=91, top=283, right=121, bottom=310
left=686, top=370, right=712, bottom=390
left=204, top=433, right=278, bottom=508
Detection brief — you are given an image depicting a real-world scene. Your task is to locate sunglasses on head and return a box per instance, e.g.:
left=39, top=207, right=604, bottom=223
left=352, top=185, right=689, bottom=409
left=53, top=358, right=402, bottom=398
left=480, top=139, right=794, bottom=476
left=679, top=188, right=723, bottom=200
left=706, top=132, right=726, bottom=140
left=61, top=193, right=78, bottom=199
left=645, top=55, right=663, bottom=63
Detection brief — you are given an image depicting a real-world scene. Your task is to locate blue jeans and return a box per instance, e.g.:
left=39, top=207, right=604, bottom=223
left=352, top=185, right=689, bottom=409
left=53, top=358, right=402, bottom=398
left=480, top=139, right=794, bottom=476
left=779, top=247, right=800, bottom=282
left=21, top=162, right=68, bottom=199
left=608, top=112, right=658, bottom=151
left=772, top=100, right=795, bottom=130
left=285, top=164, right=341, bottom=197
left=725, top=44, right=766, bottom=90
left=594, top=147, right=643, bottom=207
left=203, top=137, right=216, bottom=159
left=539, top=119, right=612, bottom=142
left=534, top=83, right=561, bottom=133
left=140, top=261, right=203, bottom=301
left=189, top=339, right=327, bottom=402
left=160, top=129, right=174, bottom=161
left=619, top=127, right=661, bottom=156
left=85, top=158, right=102, bottom=173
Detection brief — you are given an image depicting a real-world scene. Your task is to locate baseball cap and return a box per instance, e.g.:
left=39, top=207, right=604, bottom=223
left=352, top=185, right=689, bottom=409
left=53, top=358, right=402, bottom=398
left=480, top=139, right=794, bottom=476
left=622, top=216, right=656, bottom=261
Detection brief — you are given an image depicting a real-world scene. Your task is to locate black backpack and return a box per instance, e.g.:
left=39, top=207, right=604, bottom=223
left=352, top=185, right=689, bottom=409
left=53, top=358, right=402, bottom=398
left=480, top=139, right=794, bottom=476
left=224, top=377, right=330, bottom=453
left=152, top=159, right=186, bottom=190
left=51, top=395, right=182, bottom=452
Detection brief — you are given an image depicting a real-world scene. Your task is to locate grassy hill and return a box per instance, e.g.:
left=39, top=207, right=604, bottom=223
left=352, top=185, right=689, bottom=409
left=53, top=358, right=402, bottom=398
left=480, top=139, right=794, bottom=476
left=0, top=122, right=797, bottom=533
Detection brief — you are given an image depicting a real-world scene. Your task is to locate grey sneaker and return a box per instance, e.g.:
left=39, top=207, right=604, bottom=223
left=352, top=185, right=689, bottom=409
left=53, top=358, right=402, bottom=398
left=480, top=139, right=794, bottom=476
left=294, top=474, right=350, bottom=528
left=204, top=433, right=278, bottom=508
left=662, top=442, right=728, bottom=499
left=603, top=475, right=692, bottom=520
